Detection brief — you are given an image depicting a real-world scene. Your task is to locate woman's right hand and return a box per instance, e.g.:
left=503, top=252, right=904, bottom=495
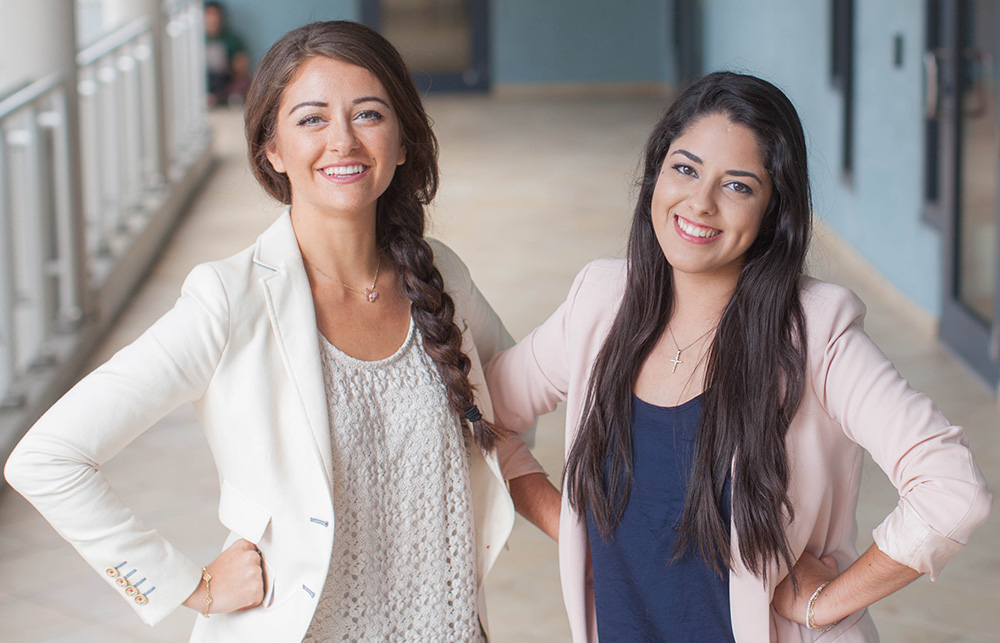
left=771, top=550, right=839, bottom=626
left=183, top=538, right=265, bottom=614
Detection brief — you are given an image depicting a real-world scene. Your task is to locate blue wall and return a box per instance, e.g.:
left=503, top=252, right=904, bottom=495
left=220, top=1, right=674, bottom=87
left=492, top=0, right=674, bottom=85
left=219, top=0, right=360, bottom=66
left=703, top=0, right=940, bottom=314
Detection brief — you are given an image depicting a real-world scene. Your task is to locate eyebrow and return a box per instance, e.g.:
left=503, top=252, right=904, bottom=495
left=727, top=169, right=764, bottom=186
left=353, top=96, right=390, bottom=108
left=288, top=100, right=327, bottom=115
left=671, top=149, right=764, bottom=186
left=288, top=96, right=391, bottom=116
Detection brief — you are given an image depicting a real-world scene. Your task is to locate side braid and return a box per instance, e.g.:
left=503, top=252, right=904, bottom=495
left=383, top=223, right=510, bottom=452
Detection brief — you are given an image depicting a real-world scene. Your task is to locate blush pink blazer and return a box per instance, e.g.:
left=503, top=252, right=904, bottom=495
left=488, top=259, right=991, bottom=643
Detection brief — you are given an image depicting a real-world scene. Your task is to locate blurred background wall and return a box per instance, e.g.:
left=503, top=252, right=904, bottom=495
left=220, top=0, right=1000, bottom=389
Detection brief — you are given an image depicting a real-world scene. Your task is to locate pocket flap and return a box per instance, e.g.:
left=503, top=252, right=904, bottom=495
left=218, top=481, right=272, bottom=544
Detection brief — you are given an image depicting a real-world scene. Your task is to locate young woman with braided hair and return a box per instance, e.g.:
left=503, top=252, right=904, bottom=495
left=6, top=20, right=543, bottom=641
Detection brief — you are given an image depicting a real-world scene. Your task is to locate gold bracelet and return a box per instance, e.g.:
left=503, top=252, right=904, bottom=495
left=805, top=580, right=836, bottom=632
left=201, top=567, right=213, bottom=618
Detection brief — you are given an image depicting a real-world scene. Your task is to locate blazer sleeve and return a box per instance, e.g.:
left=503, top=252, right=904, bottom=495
left=811, top=285, right=992, bottom=580
left=488, top=262, right=595, bottom=479
left=4, top=263, right=231, bottom=625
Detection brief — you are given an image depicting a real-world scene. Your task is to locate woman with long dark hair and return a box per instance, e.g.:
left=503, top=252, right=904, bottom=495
left=6, top=21, right=538, bottom=641
left=491, top=71, right=991, bottom=641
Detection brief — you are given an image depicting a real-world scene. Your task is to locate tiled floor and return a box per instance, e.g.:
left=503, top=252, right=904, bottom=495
left=1, top=95, right=998, bottom=642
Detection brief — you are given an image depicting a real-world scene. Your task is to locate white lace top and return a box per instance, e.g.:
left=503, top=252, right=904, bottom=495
left=303, top=319, right=485, bottom=643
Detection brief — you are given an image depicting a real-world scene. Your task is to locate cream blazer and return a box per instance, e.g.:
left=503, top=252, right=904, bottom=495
left=489, top=259, right=992, bottom=643
left=5, top=211, right=520, bottom=642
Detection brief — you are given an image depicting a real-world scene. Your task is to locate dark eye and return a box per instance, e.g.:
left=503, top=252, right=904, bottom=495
left=728, top=181, right=753, bottom=195
left=356, top=110, right=384, bottom=122
left=673, top=163, right=697, bottom=177
left=296, top=114, right=324, bottom=126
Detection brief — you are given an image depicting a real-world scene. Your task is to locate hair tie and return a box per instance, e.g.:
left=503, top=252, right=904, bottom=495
left=463, top=406, right=483, bottom=423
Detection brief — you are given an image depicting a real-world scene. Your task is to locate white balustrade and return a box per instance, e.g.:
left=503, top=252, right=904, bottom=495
left=0, top=76, right=70, bottom=405
left=0, top=0, right=209, bottom=421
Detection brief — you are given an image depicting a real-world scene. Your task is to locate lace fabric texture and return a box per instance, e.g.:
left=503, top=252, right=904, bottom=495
left=303, top=321, right=484, bottom=643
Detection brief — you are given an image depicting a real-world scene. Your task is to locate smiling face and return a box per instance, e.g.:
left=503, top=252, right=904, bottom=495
left=265, top=56, right=406, bottom=223
left=651, top=113, right=773, bottom=284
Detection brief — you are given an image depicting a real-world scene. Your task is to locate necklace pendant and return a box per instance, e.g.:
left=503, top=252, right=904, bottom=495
left=365, top=287, right=379, bottom=303
left=669, top=349, right=683, bottom=374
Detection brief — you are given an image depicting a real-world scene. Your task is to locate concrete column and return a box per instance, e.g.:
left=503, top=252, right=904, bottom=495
left=0, top=0, right=78, bottom=95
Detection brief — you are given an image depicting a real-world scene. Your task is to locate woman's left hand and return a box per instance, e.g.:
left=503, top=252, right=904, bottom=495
left=771, top=551, right=839, bottom=626
left=773, top=543, right=923, bottom=630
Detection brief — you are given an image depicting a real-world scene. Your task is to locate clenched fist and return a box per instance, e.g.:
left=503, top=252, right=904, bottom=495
left=183, top=538, right=265, bottom=615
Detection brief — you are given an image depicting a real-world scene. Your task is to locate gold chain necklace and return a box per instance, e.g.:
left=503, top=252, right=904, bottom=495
left=304, top=255, right=382, bottom=303
left=666, top=324, right=717, bottom=374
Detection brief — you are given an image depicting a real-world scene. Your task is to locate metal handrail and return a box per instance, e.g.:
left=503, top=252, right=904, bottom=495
left=0, top=73, right=64, bottom=119
left=76, top=16, right=153, bottom=67
left=0, top=0, right=211, bottom=469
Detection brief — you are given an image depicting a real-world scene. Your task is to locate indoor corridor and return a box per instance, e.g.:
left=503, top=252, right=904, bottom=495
left=0, top=95, right=998, bottom=642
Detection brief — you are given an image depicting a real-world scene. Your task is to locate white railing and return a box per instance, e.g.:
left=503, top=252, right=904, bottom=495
left=76, top=0, right=207, bottom=281
left=164, top=0, right=209, bottom=177
left=0, top=75, right=82, bottom=408
left=0, top=0, right=210, bottom=425
left=77, top=16, right=162, bottom=263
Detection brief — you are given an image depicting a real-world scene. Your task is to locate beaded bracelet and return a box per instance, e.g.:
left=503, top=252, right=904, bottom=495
left=805, top=581, right=836, bottom=633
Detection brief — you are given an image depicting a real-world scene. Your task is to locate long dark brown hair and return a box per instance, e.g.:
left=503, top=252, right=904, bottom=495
left=564, top=72, right=812, bottom=581
left=244, top=21, right=507, bottom=451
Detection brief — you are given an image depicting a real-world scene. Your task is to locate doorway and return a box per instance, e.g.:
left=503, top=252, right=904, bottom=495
left=926, top=0, right=1000, bottom=386
left=361, top=0, right=490, bottom=92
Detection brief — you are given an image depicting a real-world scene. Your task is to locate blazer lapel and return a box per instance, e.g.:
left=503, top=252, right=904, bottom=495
left=254, top=211, right=334, bottom=490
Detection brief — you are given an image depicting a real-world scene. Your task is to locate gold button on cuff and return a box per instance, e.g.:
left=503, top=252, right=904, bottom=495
left=125, top=585, right=139, bottom=597
left=105, top=567, right=120, bottom=578
left=115, top=577, right=129, bottom=588
left=134, top=594, right=148, bottom=605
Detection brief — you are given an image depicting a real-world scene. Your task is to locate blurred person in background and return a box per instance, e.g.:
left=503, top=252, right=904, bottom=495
left=204, top=1, right=250, bottom=106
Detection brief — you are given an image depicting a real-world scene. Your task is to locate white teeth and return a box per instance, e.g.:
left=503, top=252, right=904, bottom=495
left=676, top=217, right=720, bottom=238
left=323, top=164, right=366, bottom=176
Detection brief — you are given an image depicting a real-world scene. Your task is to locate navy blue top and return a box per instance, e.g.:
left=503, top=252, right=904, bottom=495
left=586, top=394, right=735, bottom=643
